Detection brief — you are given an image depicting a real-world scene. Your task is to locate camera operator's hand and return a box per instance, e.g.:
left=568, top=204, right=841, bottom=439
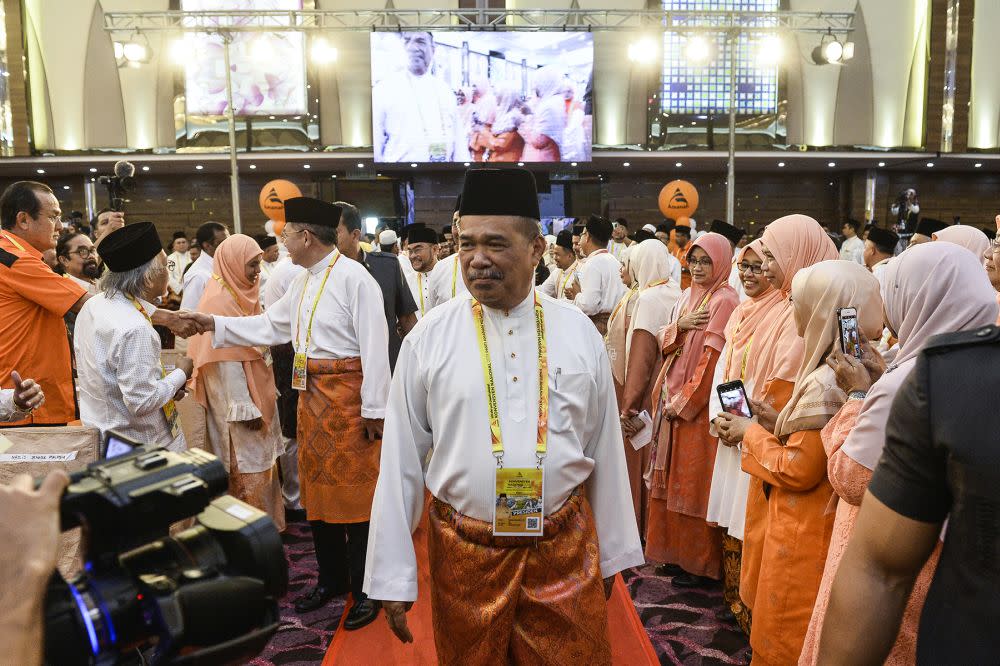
left=382, top=600, right=414, bottom=643
left=11, top=371, right=44, bottom=412
left=176, top=357, right=195, bottom=380
left=0, top=470, right=70, bottom=666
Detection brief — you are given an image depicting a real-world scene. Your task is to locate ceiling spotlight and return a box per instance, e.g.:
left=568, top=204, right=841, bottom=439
left=311, top=37, right=338, bottom=65
left=36, top=168, right=44, bottom=174
left=686, top=35, right=712, bottom=64
left=249, top=164, right=256, bottom=169
left=926, top=162, right=934, bottom=168
left=141, top=165, right=149, bottom=172
left=89, top=167, right=97, bottom=173
left=410, top=163, right=417, bottom=168
left=811, top=30, right=851, bottom=65
left=878, top=161, right=886, bottom=167
left=332, top=175, right=338, bottom=178
left=463, top=162, right=471, bottom=167
left=827, top=161, right=836, bottom=167
left=778, top=161, right=785, bottom=167
left=195, top=165, right=204, bottom=170
left=122, top=41, right=150, bottom=64
left=975, top=162, right=983, bottom=168
left=675, top=162, right=682, bottom=167
left=303, top=164, right=311, bottom=169
left=113, top=42, right=125, bottom=60
left=627, top=37, right=659, bottom=65
left=357, top=163, right=364, bottom=168
left=570, top=162, right=578, bottom=167
left=756, top=34, right=782, bottom=66
left=62, top=185, right=70, bottom=190
left=623, top=162, right=630, bottom=167
left=518, top=162, right=525, bottom=167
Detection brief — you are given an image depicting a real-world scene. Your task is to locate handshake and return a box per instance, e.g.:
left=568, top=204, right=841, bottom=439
left=155, top=310, right=217, bottom=339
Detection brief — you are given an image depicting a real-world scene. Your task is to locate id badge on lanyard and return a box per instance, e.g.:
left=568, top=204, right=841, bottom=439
left=428, top=141, right=447, bottom=162
left=291, top=252, right=340, bottom=391
left=494, top=467, right=544, bottom=536
left=163, top=399, right=181, bottom=439
left=291, top=352, right=308, bottom=391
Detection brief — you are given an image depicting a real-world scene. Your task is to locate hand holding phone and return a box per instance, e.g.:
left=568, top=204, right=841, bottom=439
left=717, top=380, right=753, bottom=419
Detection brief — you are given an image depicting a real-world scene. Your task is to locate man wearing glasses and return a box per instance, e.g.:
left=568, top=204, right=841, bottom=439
left=56, top=232, right=100, bottom=296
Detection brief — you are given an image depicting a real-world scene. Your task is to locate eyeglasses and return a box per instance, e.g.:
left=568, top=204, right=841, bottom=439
left=688, top=258, right=714, bottom=268
left=280, top=228, right=305, bottom=242
left=167, top=260, right=176, bottom=271
left=737, top=262, right=764, bottom=275
left=67, top=247, right=95, bottom=259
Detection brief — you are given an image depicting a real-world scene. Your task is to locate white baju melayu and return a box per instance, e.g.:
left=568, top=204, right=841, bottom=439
left=426, top=252, right=469, bottom=309
left=839, top=235, right=865, bottom=265
left=74, top=293, right=186, bottom=451
left=404, top=267, right=434, bottom=319
left=538, top=261, right=579, bottom=300
left=65, top=273, right=99, bottom=296
left=373, top=70, right=460, bottom=163
left=870, top=257, right=893, bottom=290
left=607, top=240, right=630, bottom=263
left=210, top=249, right=391, bottom=419
left=363, top=292, right=644, bottom=602
left=573, top=250, right=627, bottom=316
left=705, top=343, right=752, bottom=540
left=180, top=251, right=214, bottom=311
left=167, top=250, right=191, bottom=294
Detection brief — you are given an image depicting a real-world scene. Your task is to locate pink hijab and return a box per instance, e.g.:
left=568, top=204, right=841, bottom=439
left=841, top=243, right=999, bottom=469
left=933, top=225, right=991, bottom=259
left=663, top=232, right=740, bottom=397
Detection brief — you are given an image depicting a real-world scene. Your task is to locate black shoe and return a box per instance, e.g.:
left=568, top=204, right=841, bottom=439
left=672, top=572, right=711, bottom=588
left=343, top=598, right=380, bottom=631
left=655, top=563, right=684, bottom=577
left=294, top=584, right=344, bottom=613
left=285, top=507, right=307, bottom=522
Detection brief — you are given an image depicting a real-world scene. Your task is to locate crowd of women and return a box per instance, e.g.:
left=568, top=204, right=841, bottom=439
left=605, top=214, right=998, bottom=664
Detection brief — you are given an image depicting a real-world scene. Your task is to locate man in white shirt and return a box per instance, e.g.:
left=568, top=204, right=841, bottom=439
left=865, top=226, right=899, bottom=288
left=55, top=232, right=100, bottom=296
left=606, top=218, right=633, bottom=262
left=564, top=215, right=627, bottom=334
left=180, top=221, right=229, bottom=311
left=839, top=219, right=865, bottom=264
left=256, top=235, right=280, bottom=291
left=184, top=197, right=391, bottom=630
left=538, top=229, right=579, bottom=300
left=427, top=198, right=470, bottom=308
left=372, top=32, right=459, bottom=163
left=166, top=232, right=191, bottom=295
left=365, top=168, right=642, bottom=660
left=75, top=223, right=194, bottom=452
left=402, top=224, right=438, bottom=318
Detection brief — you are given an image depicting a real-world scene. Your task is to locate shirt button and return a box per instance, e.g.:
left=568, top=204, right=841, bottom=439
left=512, top=376, right=518, bottom=383
left=508, top=329, right=513, bottom=336
left=510, top=352, right=516, bottom=359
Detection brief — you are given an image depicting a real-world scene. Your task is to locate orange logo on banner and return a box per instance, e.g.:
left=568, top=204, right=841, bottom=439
left=658, top=180, right=699, bottom=221
left=259, top=179, right=302, bottom=224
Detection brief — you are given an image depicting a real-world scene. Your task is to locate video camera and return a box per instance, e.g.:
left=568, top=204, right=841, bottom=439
left=42, top=434, right=288, bottom=665
left=97, top=160, right=137, bottom=212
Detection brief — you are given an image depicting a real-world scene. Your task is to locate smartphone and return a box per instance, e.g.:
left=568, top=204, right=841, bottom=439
left=837, top=306, right=863, bottom=359
left=717, top=380, right=753, bottom=418
left=101, top=430, right=141, bottom=459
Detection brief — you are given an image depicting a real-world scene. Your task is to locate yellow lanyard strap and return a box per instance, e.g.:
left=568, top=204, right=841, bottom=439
left=211, top=274, right=251, bottom=316
left=451, top=256, right=459, bottom=297
left=559, top=262, right=577, bottom=297
left=417, top=272, right=425, bottom=315
left=471, top=293, right=549, bottom=466
left=1, top=231, right=26, bottom=252
left=293, top=251, right=340, bottom=355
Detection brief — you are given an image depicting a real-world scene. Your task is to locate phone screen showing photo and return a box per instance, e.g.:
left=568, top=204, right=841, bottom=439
left=720, top=386, right=752, bottom=418
left=105, top=435, right=136, bottom=459
left=840, top=313, right=863, bottom=359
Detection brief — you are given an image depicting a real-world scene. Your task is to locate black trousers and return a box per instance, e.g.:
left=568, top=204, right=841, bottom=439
left=310, top=520, right=369, bottom=600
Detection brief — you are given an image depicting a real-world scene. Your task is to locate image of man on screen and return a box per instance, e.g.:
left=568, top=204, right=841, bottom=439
left=373, top=32, right=461, bottom=163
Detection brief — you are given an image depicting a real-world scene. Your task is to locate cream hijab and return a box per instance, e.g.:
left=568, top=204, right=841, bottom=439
left=933, top=225, right=991, bottom=259
left=841, top=243, right=999, bottom=469
left=774, top=260, right=884, bottom=438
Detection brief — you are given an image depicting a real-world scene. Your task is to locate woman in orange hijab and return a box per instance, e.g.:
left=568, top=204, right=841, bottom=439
left=645, top=232, right=739, bottom=586
left=188, top=234, right=285, bottom=531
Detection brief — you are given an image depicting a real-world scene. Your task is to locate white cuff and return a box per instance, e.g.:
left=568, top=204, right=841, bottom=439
left=226, top=400, right=262, bottom=422
left=166, top=368, right=187, bottom=393
left=599, top=548, right=646, bottom=579
left=361, top=406, right=386, bottom=420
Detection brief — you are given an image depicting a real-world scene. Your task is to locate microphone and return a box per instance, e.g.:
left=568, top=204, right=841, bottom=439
left=113, top=160, right=136, bottom=179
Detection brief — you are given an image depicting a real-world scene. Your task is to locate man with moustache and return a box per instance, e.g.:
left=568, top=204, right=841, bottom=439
left=402, top=224, right=439, bottom=318
left=56, top=232, right=100, bottom=295
left=538, top=229, right=579, bottom=300
left=373, top=31, right=459, bottom=163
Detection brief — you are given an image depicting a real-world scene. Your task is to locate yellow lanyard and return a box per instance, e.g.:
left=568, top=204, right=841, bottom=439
left=558, top=262, right=577, bottom=298
left=725, top=330, right=754, bottom=382
left=451, top=256, right=459, bottom=297
left=211, top=274, right=251, bottom=316
left=471, top=293, right=549, bottom=466
left=608, top=285, right=639, bottom=325
left=1, top=231, right=26, bottom=252
left=293, top=251, right=340, bottom=355
left=418, top=272, right=426, bottom=315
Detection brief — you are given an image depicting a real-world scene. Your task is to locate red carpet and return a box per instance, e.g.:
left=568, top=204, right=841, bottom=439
left=323, top=514, right=658, bottom=665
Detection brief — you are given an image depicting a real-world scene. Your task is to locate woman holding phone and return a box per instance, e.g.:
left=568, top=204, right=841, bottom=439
left=611, top=239, right=682, bottom=535
left=704, top=238, right=786, bottom=632
left=715, top=260, right=883, bottom=664
left=799, top=243, right=999, bottom=665
left=645, top=232, right=739, bottom=587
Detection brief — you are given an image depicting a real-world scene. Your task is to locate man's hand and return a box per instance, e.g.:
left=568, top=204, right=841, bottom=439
left=242, top=417, right=265, bottom=431
left=176, top=357, right=195, bottom=379
left=364, top=418, right=384, bottom=441
left=748, top=399, right=779, bottom=433
left=179, top=311, right=216, bottom=334
left=381, top=600, right=414, bottom=643
left=564, top=280, right=581, bottom=300
left=603, top=575, right=615, bottom=600
left=152, top=309, right=197, bottom=338
left=10, top=372, right=44, bottom=412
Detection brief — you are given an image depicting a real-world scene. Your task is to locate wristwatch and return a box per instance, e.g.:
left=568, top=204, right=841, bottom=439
left=847, top=390, right=867, bottom=401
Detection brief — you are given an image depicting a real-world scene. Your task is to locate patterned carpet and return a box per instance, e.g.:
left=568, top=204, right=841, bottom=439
left=250, top=520, right=751, bottom=665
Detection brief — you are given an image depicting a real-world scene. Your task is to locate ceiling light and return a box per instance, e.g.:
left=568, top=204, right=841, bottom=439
left=332, top=175, right=337, bottom=178
left=377, top=173, right=382, bottom=177
left=811, top=30, right=848, bottom=65
left=141, top=165, right=149, bottom=172
left=249, top=164, right=256, bottom=169
left=570, top=162, right=578, bottom=167
left=113, top=42, right=124, bottom=60
left=357, top=163, right=364, bottom=168
left=518, top=162, right=525, bottom=167
left=311, top=37, right=338, bottom=65
left=195, top=165, right=204, bottom=170
left=303, top=164, right=310, bottom=169
left=686, top=35, right=712, bottom=64
left=675, top=162, right=682, bottom=167
left=823, top=39, right=844, bottom=63
left=36, top=168, right=44, bottom=174
left=877, top=161, right=886, bottom=167
left=975, top=162, right=983, bottom=168
left=778, top=162, right=785, bottom=167
left=827, top=161, right=836, bottom=167
left=122, top=41, right=150, bottom=64
left=926, top=162, right=934, bottom=168
left=89, top=167, right=97, bottom=173
left=62, top=185, right=70, bottom=190
left=623, top=162, right=630, bottom=167
left=410, top=163, right=417, bottom=168
left=756, top=34, right=782, bottom=66
left=463, top=162, right=470, bottom=167
left=627, top=37, right=659, bottom=65
left=169, top=37, right=190, bottom=66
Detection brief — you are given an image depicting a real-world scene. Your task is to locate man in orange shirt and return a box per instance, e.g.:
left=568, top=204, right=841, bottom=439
left=0, top=181, right=195, bottom=426
left=671, top=223, right=692, bottom=290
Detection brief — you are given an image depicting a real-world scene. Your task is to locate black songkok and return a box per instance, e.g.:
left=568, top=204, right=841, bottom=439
left=283, top=197, right=342, bottom=228
left=99, top=222, right=163, bottom=272
left=458, top=169, right=540, bottom=220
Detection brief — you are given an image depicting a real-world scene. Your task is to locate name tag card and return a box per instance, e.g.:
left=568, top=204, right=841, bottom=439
left=291, top=352, right=308, bottom=391
left=493, top=467, right=544, bottom=537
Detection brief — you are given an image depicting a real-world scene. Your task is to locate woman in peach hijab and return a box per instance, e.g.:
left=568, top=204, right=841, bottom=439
left=188, top=234, right=285, bottom=531
left=611, top=239, right=682, bottom=535
left=737, top=214, right=838, bottom=618
left=798, top=243, right=999, bottom=665
left=644, top=232, right=739, bottom=586
left=716, top=261, right=883, bottom=665
left=704, top=239, right=785, bottom=633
